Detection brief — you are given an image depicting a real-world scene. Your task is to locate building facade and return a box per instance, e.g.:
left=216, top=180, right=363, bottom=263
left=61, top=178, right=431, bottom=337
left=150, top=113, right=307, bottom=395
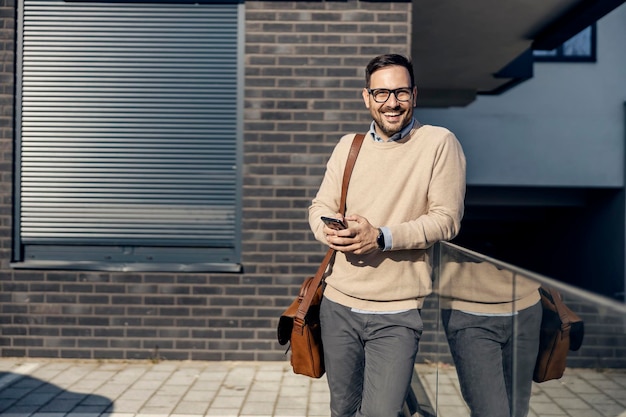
left=1, top=0, right=624, bottom=363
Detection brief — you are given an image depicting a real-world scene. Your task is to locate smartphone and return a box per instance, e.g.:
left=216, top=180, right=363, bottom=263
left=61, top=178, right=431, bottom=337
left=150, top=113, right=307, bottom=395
left=321, top=216, right=347, bottom=230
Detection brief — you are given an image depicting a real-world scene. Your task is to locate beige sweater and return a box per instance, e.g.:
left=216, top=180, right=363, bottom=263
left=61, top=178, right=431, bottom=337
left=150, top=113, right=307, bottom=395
left=309, top=124, right=466, bottom=311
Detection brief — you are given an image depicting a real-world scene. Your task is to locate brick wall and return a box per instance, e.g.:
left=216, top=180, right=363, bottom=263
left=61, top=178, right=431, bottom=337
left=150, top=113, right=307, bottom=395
left=0, top=0, right=414, bottom=361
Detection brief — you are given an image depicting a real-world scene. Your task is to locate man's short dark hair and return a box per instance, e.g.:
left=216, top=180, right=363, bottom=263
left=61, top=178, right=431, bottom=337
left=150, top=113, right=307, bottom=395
left=365, top=54, right=415, bottom=88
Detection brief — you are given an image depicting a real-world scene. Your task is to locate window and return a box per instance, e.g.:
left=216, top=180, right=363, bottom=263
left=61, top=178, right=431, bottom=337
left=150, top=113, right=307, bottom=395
left=13, top=0, right=243, bottom=272
left=533, top=25, right=596, bottom=62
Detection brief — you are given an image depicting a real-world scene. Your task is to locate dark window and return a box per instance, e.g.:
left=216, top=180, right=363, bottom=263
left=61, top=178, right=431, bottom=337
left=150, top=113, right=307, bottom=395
left=533, top=25, right=596, bottom=63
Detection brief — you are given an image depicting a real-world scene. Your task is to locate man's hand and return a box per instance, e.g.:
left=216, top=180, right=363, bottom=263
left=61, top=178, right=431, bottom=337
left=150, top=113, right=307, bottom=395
left=323, top=214, right=380, bottom=255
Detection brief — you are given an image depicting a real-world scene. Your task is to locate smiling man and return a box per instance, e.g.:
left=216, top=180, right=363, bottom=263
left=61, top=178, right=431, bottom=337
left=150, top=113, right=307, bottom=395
left=308, top=54, right=467, bottom=417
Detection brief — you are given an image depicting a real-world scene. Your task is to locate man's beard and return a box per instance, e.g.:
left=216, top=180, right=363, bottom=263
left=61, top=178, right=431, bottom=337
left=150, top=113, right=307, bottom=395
left=374, top=108, right=412, bottom=138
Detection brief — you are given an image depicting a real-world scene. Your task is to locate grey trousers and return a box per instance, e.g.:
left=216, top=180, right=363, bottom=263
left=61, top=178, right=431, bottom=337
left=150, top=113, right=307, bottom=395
left=442, top=302, right=542, bottom=417
left=320, top=297, right=423, bottom=417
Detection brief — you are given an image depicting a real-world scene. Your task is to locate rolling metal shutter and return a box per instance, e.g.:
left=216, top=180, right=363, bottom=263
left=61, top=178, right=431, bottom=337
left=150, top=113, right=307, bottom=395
left=15, top=0, right=243, bottom=271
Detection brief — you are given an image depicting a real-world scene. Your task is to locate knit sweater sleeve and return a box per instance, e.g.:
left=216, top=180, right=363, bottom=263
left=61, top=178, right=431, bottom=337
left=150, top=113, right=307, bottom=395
left=389, top=129, right=466, bottom=250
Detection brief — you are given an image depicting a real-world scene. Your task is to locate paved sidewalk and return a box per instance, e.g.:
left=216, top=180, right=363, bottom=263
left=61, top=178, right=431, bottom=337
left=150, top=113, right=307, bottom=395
left=0, top=358, right=624, bottom=417
left=0, top=359, right=330, bottom=417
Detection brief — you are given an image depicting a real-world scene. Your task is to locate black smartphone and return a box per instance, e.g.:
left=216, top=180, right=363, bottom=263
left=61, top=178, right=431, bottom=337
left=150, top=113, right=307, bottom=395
left=321, top=216, right=347, bottom=230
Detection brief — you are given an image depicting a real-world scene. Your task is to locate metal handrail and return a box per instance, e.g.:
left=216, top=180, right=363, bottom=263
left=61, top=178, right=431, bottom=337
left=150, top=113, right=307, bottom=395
left=440, top=241, right=626, bottom=314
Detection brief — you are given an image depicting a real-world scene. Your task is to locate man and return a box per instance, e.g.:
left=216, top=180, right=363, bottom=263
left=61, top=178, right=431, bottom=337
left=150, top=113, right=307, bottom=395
left=308, top=54, right=466, bottom=417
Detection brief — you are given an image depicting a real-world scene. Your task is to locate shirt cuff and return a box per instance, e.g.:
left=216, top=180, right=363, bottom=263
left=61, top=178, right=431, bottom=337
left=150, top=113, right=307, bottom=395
left=380, top=226, right=392, bottom=251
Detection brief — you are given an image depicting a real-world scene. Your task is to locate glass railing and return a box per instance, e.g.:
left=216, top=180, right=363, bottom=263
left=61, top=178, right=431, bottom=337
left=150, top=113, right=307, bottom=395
left=405, top=241, right=626, bottom=417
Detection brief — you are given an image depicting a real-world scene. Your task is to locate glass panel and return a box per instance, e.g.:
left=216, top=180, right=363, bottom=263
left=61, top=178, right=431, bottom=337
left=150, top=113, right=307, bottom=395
left=562, top=26, right=593, bottom=57
left=410, top=242, right=626, bottom=417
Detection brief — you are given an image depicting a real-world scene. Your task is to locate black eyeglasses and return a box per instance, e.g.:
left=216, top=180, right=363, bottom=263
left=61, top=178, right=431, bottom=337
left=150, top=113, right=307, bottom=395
left=367, top=87, right=413, bottom=103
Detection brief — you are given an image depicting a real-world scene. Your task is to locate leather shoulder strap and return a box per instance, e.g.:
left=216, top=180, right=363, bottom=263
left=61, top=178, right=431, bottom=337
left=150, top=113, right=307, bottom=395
left=543, top=286, right=582, bottom=331
left=294, top=133, right=366, bottom=325
left=340, top=133, right=365, bottom=214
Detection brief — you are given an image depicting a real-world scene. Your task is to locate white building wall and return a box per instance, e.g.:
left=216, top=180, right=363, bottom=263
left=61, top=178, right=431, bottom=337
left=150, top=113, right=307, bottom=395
left=416, top=4, right=626, bottom=188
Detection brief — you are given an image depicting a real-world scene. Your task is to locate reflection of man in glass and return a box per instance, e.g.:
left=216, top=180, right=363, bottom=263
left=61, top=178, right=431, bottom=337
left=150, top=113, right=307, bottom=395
left=437, top=260, right=542, bottom=417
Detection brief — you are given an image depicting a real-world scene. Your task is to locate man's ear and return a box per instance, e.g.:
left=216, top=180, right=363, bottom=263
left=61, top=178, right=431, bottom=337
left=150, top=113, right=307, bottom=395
left=413, top=86, right=418, bottom=107
left=362, top=88, right=371, bottom=109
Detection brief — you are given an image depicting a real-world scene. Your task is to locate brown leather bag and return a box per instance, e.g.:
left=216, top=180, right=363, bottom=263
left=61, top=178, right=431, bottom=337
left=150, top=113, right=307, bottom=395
left=277, top=133, right=365, bottom=378
left=533, top=286, right=584, bottom=383
left=277, top=251, right=331, bottom=378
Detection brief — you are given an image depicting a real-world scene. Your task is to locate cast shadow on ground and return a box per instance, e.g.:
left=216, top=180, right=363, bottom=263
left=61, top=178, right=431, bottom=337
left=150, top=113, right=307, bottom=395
left=0, top=372, right=114, bottom=415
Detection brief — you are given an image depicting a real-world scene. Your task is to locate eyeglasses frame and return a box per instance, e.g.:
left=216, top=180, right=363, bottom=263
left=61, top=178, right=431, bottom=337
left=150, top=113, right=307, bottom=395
left=366, top=86, right=414, bottom=103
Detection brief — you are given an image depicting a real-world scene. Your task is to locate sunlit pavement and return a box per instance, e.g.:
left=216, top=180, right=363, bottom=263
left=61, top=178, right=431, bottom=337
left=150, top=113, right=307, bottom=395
left=0, top=358, right=624, bottom=417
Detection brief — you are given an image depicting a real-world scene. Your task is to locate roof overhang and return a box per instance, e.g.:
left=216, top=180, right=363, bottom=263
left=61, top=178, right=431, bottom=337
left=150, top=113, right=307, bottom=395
left=411, top=0, right=625, bottom=107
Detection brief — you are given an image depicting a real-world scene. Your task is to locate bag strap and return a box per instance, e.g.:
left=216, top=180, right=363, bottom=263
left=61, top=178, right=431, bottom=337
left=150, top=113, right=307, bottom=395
left=340, top=133, right=365, bottom=214
left=543, top=286, right=578, bottom=335
left=294, top=133, right=366, bottom=326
